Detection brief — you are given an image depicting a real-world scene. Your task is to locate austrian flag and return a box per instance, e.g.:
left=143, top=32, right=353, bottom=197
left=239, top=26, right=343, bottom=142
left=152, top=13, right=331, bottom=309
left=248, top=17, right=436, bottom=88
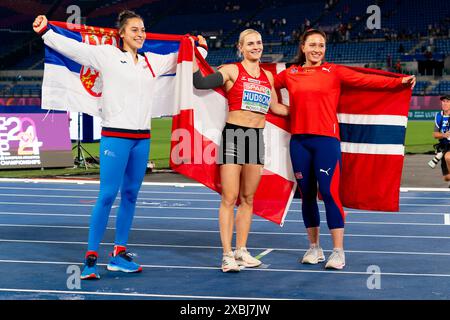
left=170, top=39, right=297, bottom=226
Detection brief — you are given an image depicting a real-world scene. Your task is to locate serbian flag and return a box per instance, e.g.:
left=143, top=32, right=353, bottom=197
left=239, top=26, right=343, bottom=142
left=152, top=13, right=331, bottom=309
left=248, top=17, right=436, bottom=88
left=263, top=63, right=411, bottom=212
left=41, top=21, right=185, bottom=117
left=170, top=43, right=297, bottom=226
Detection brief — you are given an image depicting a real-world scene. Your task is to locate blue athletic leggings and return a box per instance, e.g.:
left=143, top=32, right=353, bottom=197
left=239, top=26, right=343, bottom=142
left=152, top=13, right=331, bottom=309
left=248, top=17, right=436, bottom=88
left=290, top=134, right=345, bottom=230
left=87, top=136, right=150, bottom=252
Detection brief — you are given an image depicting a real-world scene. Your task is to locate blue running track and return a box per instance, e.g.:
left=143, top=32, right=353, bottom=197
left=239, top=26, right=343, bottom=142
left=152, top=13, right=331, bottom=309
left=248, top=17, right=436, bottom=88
left=0, top=180, right=449, bottom=300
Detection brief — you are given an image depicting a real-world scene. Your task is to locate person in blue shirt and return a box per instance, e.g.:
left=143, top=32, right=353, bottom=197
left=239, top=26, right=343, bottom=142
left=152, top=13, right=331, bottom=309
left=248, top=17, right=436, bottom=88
left=432, top=95, right=450, bottom=183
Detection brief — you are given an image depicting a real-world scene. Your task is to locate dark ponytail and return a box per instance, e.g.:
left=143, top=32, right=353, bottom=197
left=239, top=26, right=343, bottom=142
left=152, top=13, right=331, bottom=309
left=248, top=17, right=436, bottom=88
left=116, top=10, right=142, bottom=34
left=292, top=29, right=327, bottom=66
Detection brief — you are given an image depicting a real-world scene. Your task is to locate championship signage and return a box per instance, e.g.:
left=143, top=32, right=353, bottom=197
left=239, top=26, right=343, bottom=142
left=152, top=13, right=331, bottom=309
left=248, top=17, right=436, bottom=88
left=0, top=106, right=73, bottom=169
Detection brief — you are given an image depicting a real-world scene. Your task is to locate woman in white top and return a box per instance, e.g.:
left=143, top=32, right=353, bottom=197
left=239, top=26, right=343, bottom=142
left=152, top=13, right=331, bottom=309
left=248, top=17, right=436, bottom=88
left=33, top=10, right=207, bottom=280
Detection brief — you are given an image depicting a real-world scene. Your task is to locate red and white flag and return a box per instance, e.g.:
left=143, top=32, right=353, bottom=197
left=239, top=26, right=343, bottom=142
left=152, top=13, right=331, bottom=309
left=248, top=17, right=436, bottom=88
left=170, top=39, right=297, bottom=226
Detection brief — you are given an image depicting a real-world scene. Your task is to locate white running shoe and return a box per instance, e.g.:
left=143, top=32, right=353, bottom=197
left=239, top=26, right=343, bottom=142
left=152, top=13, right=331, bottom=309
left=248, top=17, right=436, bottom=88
left=221, top=252, right=241, bottom=272
left=234, top=247, right=262, bottom=268
left=301, top=245, right=325, bottom=264
left=325, top=248, right=346, bottom=270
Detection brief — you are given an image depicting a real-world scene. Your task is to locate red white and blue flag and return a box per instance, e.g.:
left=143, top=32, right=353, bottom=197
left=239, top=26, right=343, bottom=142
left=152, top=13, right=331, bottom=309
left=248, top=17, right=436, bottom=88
left=41, top=21, right=184, bottom=117
left=262, top=63, right=411, bottom=212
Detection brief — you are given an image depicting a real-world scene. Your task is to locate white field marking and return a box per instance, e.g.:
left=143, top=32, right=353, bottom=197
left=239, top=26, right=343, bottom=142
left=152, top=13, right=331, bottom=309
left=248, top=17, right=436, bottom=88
left=1, top=238, right=450, bottom=256
left=445, top=214, right=450, bottom=225
left=0, top=224, right=448, bottom=239
left=254, top=249, right=274, bottom=260
left=0, top=214, right=447, bottom=227
left=0, top=258, right=450, bottom=278
left=0, top=288, right=292, bottom=300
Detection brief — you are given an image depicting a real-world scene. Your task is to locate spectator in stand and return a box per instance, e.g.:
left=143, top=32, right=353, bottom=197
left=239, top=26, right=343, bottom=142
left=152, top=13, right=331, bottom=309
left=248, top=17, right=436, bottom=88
left=394, top=60, right=402, bottom=73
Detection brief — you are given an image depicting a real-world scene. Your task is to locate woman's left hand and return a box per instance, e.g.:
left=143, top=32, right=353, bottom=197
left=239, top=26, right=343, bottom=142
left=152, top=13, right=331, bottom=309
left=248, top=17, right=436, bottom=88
left=401, top=75, right=416, bottom=89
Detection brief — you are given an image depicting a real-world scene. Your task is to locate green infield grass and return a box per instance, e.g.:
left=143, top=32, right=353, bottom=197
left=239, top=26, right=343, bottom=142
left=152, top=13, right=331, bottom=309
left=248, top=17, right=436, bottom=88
left=0, top=119, right=437, bottom=178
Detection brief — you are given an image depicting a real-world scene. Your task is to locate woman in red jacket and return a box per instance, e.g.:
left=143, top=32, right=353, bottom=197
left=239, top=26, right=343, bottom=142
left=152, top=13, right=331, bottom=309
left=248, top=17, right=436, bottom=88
left=276, top=29, right=415, bottom=269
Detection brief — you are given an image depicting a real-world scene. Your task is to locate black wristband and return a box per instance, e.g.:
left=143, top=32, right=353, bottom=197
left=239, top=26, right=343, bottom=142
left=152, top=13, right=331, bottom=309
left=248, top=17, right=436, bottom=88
left=39, top=25, right=49, bottom=37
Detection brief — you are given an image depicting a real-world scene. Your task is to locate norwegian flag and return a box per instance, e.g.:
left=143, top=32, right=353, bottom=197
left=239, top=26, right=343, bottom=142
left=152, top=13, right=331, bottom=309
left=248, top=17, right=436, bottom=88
left=262, top=63, right=411, bottom=212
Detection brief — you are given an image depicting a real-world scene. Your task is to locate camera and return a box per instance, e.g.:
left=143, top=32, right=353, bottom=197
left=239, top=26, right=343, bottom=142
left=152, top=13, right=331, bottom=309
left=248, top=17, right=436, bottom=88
left=428, top=151, right=444, bottom=168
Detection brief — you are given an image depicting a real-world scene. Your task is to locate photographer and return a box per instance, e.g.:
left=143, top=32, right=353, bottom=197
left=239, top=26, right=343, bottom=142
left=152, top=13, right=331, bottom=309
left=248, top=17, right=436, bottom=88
left=431, top=95, right=450, bottom=183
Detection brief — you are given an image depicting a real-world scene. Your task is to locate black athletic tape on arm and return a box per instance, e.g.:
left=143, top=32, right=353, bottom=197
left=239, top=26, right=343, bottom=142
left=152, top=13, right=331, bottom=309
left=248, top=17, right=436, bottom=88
left=193, top=70, right=223, bottom=89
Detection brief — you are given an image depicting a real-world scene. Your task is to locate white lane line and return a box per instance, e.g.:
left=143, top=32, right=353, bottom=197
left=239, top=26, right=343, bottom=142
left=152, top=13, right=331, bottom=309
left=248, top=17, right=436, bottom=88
left=0, top=186, right=217, bottom=195
left=0, top=202, right=92, bottom=207
left=400, top=197, right=450, bottom=200
left=0, top=214, right=446, bottom=227
left=0, top=201, right=449, bottom=216
left=4, top=191, right=450, bottom=202
left=400, top=187, right=450, bottom=192
left=0, top=224, right=448, bottom=239
left=0, top=178, right=203, bottom=187
left=0, top=288, right=291, bottom=300
left=1, top=186, right=449, bottom=200
left=1, top=239, right=450, bottom=256
left=1, top=194, right=449, bottom=207
left=445, top=214, right=450, bottom=225
left=2, top=179, right=450, bottom=192
left=0, top=259, right=449, bottom=278
left=0, top=193, right=222, bottom=202
left=0, top=207, right=444, bottom=219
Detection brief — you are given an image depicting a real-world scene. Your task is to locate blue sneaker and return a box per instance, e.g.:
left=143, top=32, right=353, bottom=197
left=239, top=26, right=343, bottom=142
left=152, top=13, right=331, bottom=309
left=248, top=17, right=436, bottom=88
left=107, top=251, right=143, bottom=273
left=80, top=254, right=100, bottom=280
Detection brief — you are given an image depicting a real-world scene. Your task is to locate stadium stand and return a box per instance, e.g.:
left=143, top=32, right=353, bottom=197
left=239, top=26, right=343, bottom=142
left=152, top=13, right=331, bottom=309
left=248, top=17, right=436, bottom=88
left=0, top=0, right=449, bottom=97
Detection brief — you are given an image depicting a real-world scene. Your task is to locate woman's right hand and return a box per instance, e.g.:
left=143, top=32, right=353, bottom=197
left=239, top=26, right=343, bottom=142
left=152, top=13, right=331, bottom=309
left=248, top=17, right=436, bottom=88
left=33, top=15, right=48, bottom=34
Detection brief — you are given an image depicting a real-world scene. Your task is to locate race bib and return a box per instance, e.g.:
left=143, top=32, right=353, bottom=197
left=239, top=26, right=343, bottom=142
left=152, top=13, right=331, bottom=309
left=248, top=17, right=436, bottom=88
left=241, top=82, right=271, bottom=114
